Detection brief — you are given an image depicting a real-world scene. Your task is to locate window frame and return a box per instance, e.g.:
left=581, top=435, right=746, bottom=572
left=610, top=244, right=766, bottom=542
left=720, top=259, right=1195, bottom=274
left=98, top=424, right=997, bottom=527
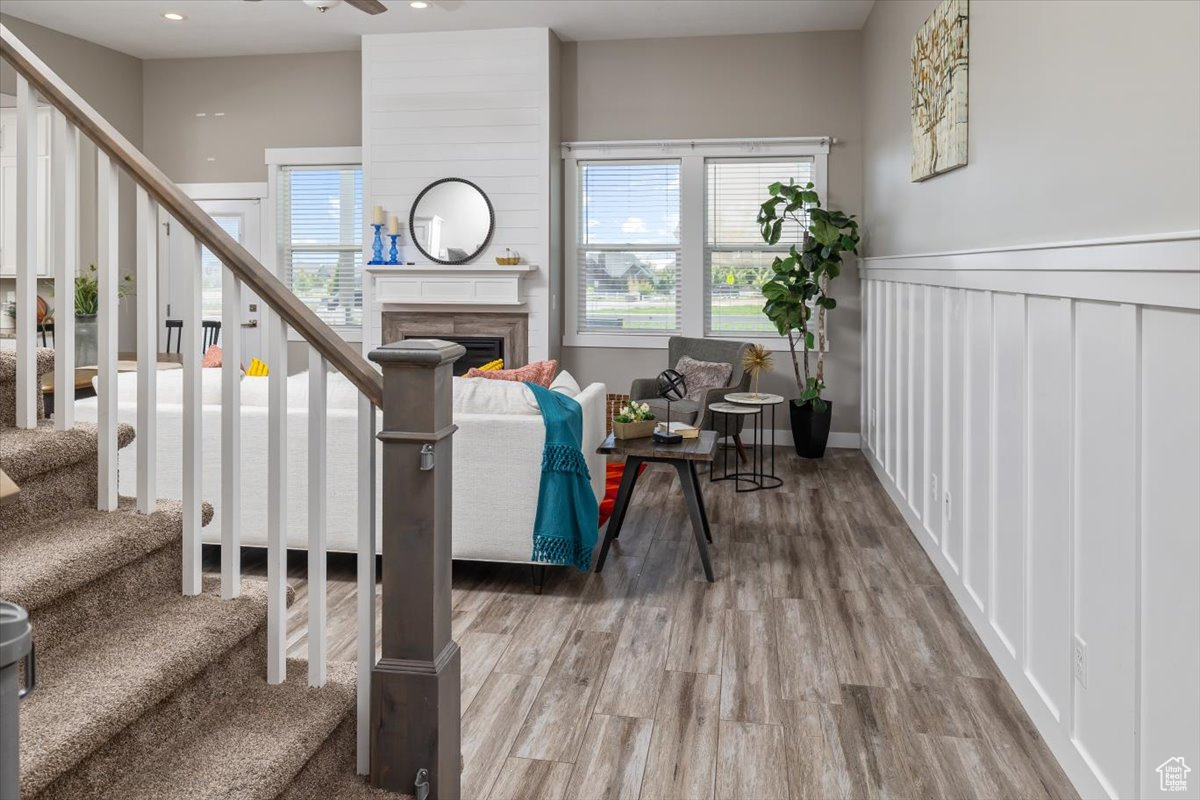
left=265, top=146, right=364, bottom=343
left=563, top=138, right=829, bottom=349
left=704, top=156, right=818, bottom=337
left=575, top=158, right=684, bottom=337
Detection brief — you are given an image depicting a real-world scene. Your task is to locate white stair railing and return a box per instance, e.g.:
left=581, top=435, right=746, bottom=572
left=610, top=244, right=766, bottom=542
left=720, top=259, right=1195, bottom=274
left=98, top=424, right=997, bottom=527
left=13, top=76, right=36, bottom=430
left=3, top=23, right=385, bottom=777
left=96, top=150, right=119, bottom=512
left=50, top=108, right=77, bottom=433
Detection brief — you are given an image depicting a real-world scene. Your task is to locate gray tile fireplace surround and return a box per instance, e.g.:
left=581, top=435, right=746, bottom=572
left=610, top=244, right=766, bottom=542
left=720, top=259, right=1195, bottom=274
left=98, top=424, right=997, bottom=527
left=382, top=311, right=529, bottom=370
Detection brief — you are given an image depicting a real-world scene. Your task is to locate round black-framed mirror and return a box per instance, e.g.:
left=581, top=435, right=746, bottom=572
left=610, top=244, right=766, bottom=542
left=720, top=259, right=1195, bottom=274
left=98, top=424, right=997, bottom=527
left=408, top=178, right=495, bottom=265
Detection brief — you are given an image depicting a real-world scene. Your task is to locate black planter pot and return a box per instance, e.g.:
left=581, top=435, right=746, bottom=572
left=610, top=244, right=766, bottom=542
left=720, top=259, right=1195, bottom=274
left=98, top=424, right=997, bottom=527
left=790, top=399, right=833, bottom=459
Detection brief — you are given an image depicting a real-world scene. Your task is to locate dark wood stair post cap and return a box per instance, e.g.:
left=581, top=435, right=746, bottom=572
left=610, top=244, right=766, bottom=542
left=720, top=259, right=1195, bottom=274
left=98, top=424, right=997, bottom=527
left=369, top=338, right=467, bottom=368
left=367, top=338, right=464, bottom=800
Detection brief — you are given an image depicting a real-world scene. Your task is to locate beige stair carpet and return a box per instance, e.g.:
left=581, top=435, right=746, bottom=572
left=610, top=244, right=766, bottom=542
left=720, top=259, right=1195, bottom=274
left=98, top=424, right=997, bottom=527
left=1, top=347, right=404, bottom=799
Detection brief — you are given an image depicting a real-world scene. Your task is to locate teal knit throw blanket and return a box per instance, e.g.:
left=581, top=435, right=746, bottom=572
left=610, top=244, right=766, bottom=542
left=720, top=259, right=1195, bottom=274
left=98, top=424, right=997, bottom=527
left=524, top=382, right=598, bottom=571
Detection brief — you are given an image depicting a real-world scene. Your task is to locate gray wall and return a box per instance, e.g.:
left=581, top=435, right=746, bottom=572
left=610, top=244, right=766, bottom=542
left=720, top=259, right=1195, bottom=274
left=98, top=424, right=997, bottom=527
left=862, top=0, right=1200, bottom=257
left=142, top=51, right=361, bottom=184
left=559, top=32, right=865, bottom=433
left=1, top=14, right=143, bottom=349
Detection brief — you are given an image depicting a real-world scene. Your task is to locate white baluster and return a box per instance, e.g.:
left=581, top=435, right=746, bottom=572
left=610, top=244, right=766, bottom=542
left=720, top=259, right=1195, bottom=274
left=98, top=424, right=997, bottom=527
left=14, top=76, right=36, bottom=430
left=308, top=349, right=327, bottom=687
left=51, top=110, right=77, bottom=432
left=356, top=393, right=377, bottom=775
left=221, top=270, right=242, bottom=599
left=267, top=307, right=289, bottom=684
left=96, top=151, right=119, bottom=511
left=182, top=233, right=203, bottom=596
left=135, top=186, right=157, bottom=514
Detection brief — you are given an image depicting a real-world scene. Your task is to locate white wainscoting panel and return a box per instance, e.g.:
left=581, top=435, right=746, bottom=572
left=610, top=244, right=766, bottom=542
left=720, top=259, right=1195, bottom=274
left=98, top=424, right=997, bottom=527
left=1138, top=307, right=1200, bottom=800
left=991, top=291, right=1025, bottom=657
left=861, top=231, right=1200, bottom=800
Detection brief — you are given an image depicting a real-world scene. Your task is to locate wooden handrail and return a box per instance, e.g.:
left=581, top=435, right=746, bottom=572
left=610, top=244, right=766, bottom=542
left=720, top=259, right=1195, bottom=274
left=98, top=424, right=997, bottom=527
left=0, top=24, right=383, bottom=407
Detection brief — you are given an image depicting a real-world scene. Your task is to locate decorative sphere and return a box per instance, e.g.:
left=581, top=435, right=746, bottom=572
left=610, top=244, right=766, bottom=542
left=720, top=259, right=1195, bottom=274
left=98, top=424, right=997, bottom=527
left=657, top=368, right=687, bottom=401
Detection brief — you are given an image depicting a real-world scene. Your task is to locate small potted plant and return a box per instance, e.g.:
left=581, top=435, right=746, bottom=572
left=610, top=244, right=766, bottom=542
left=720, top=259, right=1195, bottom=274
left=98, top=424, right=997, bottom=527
left=757, top=180, right=859, bottom=458
left=612, top=401, right=656, bottom=440
left=69, top=264, right=134, bottom=366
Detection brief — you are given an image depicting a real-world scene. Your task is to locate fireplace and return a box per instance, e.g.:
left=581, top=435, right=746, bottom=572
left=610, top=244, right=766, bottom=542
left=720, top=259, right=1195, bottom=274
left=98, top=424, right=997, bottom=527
left=382, top=311, right=529, bottom=373
left=411, top=335, right=503, bottom=375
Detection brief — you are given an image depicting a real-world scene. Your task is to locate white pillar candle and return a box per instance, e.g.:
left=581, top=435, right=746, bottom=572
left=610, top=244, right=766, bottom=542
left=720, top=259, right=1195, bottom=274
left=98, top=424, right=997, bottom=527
left=387, top=214, right=400, bottom=235
left=372, top=205, right=385, bottom=225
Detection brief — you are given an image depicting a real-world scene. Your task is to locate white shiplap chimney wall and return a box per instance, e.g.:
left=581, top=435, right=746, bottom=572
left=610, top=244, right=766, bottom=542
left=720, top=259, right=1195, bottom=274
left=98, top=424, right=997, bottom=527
left=361, top=28, right=561, bottom=363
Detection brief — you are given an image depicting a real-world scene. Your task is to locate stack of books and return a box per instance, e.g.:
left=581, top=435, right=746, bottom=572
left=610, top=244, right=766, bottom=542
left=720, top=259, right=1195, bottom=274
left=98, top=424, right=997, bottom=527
left=656, top=421, right=699, bottom=439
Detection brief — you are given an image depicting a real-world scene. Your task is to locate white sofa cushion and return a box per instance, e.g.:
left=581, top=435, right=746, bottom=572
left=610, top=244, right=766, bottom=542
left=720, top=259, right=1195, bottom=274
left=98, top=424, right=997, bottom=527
left=451, top=370, right=584, bottom=415
left=452, top=376, right=539, bottom=415
left=239, top=370, right=361, bottom=410
left=102, top=368, right=227, bottom=406
left=549, top=370, right=582, bottom=398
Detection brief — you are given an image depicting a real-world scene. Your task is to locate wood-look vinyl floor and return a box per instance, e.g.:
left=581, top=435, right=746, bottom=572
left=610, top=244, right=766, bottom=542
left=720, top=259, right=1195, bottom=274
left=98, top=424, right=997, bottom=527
left=208, top=449, right=1078, bottom=800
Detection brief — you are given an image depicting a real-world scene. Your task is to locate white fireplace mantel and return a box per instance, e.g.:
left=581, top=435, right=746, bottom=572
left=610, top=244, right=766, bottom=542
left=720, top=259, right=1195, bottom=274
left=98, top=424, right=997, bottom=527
left=365, top=264, right=538, bottom=307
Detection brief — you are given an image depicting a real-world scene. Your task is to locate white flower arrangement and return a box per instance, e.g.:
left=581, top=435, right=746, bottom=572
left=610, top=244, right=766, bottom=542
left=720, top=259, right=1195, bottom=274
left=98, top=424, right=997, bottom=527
left=614, top=402, right=655, bottom=423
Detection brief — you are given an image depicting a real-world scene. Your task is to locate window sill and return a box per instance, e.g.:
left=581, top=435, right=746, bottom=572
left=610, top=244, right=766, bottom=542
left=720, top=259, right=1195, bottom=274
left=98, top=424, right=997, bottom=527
left=564, top=330, right=831, bottom=351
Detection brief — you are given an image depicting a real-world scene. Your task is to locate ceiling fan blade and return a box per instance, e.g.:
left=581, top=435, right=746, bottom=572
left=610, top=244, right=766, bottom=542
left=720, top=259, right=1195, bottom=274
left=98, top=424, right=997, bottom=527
left=346, top=0, right=388, bottom=13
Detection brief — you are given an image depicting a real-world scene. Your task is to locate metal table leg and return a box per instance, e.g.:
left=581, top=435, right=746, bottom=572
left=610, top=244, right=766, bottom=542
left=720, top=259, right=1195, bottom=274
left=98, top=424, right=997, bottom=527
left=676, top=461, right=714, bottom=582
left=594, top=456, right=642, bottom=572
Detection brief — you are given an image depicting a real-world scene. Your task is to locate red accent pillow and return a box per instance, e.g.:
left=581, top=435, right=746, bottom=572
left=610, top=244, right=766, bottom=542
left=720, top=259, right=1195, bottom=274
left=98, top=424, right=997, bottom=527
left=201, top=345, right=222, bottom=368
left=465, top=359, right=557, bottom=387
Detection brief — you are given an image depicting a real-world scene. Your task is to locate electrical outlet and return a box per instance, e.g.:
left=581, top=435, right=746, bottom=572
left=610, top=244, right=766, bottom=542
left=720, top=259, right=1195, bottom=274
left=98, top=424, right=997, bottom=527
left=944, top=490, right=953, bottom=521
left=1073, top=635, right=1088, bottom=688
left=930, top=474, right=939, bottom=502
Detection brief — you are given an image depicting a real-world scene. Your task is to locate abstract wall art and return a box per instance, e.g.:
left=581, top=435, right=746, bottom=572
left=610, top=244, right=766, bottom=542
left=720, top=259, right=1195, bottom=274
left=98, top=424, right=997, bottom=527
left=911, top=0, right=969, bottom=181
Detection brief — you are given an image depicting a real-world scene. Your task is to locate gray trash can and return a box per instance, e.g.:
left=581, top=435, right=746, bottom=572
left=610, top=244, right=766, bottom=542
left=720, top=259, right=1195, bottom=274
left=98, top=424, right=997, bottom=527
left=0, top=602, right=35, bottom=800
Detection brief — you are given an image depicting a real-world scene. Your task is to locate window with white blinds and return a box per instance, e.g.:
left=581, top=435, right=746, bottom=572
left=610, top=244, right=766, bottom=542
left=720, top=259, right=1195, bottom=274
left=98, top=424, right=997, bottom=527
left=705, top=158, right=814, bottom=335
left=278, top=164, right=363, bottom=328
left=577, top=160, right=681, bottom=333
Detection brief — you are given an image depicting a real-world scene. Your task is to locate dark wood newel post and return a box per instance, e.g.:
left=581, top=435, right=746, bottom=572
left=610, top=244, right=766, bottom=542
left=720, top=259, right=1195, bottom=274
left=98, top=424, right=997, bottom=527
left=368, top=339, right=465, bottom=799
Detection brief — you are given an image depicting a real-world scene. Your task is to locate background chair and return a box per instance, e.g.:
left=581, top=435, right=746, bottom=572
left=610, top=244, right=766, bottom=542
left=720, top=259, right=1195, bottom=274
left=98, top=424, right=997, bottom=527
left=164, top=319, right=221, bottom=354
left=629, top=335, right=753, bottom=460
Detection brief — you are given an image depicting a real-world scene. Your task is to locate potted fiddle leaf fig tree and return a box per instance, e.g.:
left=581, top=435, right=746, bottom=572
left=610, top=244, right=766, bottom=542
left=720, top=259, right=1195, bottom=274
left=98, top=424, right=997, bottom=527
left=757, top=180, right=859, bottom=458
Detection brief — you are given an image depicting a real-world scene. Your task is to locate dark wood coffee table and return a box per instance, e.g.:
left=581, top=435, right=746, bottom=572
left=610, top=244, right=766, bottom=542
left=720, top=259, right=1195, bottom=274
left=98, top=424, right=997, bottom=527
left=595, top=430, right=718, bottom=581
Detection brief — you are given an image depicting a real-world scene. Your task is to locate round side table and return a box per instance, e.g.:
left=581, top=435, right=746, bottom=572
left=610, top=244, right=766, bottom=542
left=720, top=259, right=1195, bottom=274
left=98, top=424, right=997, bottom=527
left=724, top=392, right=785, bottom=490
left=709, top=402, right=763, bottom=492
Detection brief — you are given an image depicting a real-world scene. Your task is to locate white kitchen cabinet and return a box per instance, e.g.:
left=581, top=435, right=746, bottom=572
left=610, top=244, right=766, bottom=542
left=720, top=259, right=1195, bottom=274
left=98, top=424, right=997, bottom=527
left=0, top=106, right=52, bottom=278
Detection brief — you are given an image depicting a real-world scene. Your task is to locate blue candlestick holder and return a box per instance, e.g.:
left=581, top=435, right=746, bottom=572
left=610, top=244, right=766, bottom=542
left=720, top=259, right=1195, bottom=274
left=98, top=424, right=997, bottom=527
left=387, top=234, right=400, bottom=265
left=369, top=224, right=384, bottom=265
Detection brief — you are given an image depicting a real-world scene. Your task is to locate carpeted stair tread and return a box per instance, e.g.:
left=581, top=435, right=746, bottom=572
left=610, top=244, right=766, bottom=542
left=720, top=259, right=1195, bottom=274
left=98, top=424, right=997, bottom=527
left=0, top=347, right=55, bottom=382
left=0, top=495, right=213, bottom=611
left=0, top=420, right=135, bottom=483
left=96, top=659, right=356, bottom=800
left=281, top=718, right=415, bottom=800
left=19, top=580, right=272, bottom=798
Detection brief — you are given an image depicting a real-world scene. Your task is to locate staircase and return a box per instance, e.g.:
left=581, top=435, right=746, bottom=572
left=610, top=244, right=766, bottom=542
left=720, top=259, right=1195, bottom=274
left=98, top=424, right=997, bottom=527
left=1, top=18, right=461, bottom=797
left=1, top=349, right=399, bottom=799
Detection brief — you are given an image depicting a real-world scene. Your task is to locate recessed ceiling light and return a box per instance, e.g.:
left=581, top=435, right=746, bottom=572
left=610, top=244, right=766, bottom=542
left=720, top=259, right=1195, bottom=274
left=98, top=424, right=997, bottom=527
left=195, top=112, right=207, bottom=117
left=214, top=112, right=225, bottom=117
left=410, top=1, right=429, bottom=8
left=206, top=157, right=216, bottom=162
left=162, top=12, right=186, bottom=21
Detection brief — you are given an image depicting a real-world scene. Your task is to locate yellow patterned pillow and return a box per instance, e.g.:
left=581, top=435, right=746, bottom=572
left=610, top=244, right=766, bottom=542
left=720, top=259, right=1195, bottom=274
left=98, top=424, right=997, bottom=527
left=476, top=358, right=504, bottom=372
left=245, top=357, right=269, bottom=376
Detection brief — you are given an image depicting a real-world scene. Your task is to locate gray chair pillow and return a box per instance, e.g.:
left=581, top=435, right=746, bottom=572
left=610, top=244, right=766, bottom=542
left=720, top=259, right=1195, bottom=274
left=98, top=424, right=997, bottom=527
left=674, top=355, right=733, bottom=403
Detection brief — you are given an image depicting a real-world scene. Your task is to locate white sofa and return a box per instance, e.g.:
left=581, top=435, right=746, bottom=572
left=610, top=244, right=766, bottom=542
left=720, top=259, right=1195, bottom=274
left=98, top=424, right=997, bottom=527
left=74, top=369, right=607, bottom=564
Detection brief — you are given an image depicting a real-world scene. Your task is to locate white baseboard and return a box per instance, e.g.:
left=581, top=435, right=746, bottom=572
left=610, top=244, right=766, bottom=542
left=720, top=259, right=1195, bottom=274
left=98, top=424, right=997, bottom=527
left=758, top=429, right=861, bottom=450
left=863, top=447, right=1110, bottom=800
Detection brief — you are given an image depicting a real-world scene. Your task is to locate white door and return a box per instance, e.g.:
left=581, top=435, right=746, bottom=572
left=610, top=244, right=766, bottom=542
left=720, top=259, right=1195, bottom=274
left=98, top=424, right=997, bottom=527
left=158, top=198, right=263, bottom=359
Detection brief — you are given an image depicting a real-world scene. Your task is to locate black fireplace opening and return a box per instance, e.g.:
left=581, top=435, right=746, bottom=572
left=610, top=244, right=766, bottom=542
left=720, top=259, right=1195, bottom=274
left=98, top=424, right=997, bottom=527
left=409, top=335, right=504, bottom=375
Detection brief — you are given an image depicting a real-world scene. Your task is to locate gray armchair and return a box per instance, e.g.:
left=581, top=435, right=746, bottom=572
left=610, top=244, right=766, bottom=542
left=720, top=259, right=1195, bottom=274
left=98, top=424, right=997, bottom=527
left=630, top=336, right=753, bottom=458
